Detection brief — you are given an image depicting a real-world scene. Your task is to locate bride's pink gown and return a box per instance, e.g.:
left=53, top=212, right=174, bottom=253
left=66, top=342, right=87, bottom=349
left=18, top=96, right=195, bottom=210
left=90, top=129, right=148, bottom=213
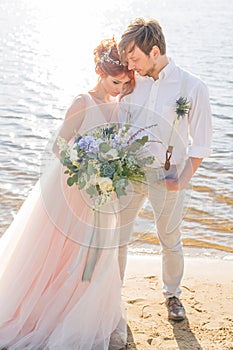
left=0, top=95, right=126, bottom=349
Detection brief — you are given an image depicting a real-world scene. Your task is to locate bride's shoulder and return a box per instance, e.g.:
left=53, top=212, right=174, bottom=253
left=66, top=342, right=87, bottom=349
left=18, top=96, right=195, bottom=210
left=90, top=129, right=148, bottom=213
left=65, top=93, right=87, bottom=120
left=71, top=93, right=87, bottom=108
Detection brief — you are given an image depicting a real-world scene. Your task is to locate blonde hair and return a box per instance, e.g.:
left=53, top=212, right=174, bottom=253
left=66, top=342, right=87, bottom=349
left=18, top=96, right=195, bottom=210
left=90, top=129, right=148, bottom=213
left=118, top=18, right=166, bottom=63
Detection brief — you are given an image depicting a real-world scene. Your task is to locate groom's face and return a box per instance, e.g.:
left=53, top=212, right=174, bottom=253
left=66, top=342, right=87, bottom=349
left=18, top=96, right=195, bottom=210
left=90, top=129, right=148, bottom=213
left=126, top=46, right=156, bottom=78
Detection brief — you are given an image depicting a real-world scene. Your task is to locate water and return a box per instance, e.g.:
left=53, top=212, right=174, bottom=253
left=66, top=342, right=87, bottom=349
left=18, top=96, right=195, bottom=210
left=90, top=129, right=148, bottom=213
left=0, top=0, right=232, bottom=256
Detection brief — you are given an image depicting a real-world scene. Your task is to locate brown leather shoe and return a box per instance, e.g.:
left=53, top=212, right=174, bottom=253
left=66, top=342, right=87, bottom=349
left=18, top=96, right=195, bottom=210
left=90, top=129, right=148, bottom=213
left=166, top=296, right=186, bottom=321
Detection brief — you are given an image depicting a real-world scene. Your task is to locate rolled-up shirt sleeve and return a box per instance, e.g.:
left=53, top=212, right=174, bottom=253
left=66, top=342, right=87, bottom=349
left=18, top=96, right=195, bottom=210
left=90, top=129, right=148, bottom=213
left=188, top=81, right=212, bottom=158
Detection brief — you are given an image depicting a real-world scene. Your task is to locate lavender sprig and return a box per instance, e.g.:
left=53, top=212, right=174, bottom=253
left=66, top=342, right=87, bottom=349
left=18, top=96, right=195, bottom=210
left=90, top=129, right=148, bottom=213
left=126, top=124, right=159, bottom=145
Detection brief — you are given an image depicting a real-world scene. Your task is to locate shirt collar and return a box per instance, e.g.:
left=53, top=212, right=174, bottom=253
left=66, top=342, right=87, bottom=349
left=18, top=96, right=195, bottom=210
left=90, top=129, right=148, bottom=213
left=158, top=58, right=176, bottom=80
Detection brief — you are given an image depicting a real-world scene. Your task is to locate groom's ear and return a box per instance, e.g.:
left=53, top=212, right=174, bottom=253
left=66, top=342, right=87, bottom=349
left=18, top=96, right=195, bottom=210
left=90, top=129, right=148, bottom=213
left=150, top=45, right=160, bottom=59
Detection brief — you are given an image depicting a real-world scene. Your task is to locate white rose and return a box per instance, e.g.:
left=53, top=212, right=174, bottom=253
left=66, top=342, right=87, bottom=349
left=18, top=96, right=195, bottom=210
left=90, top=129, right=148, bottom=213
left=70, top=147, right=77, bottom=162
left=97, top=177, right=113, bottom=192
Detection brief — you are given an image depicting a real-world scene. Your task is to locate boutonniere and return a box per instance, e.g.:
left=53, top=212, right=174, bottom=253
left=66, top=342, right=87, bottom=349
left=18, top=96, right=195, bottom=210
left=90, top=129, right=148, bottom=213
left=175, top=97, right=191, bottom=120
left=164, top=96, right=191, bottom=171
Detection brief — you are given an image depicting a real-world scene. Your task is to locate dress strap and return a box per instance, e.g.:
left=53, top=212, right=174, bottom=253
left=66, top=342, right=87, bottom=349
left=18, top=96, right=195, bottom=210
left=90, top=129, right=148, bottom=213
left=83, top=92, right=98, bottom=107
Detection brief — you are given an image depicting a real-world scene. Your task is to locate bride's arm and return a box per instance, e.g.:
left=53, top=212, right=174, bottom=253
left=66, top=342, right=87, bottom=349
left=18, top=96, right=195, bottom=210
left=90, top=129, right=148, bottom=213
left=52, top=94, right=86, bottom=159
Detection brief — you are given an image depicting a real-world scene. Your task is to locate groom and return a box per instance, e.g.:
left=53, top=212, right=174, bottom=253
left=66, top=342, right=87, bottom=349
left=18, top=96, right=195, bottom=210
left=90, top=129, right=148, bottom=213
left=117, top=17, right=212, bottom=321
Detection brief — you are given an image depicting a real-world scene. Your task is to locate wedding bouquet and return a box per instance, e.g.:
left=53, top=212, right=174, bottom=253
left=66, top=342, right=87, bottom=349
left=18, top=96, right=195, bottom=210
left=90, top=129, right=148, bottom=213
left=57, top=123, right=157, bottom=209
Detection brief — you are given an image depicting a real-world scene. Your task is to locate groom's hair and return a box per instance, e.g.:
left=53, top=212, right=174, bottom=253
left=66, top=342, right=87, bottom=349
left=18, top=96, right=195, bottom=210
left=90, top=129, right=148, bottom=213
left=118, top=17, right=166, bottom=63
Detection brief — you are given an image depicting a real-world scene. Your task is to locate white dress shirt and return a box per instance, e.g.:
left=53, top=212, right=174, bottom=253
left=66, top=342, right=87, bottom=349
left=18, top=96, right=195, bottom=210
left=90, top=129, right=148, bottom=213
left=119, top=59, right=212, bottom=167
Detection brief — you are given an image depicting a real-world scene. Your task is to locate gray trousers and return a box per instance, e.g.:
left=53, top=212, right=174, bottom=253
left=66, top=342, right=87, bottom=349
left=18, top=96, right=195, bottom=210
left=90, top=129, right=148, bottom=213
left=118, top=165, right=185, bottom=298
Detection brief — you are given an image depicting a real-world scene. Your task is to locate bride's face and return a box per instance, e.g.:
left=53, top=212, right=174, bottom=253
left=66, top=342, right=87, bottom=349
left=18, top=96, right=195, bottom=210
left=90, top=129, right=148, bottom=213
left=102, top=73, right=132, bottom=97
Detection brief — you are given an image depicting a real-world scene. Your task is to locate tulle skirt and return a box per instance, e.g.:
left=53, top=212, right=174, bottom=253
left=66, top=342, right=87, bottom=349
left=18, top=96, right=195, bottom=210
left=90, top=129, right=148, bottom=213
left=0, top=158, right=126, bottom=349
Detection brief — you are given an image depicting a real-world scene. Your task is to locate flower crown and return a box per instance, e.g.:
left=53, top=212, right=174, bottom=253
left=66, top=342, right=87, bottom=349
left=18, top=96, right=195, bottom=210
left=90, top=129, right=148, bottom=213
left=99, top=47, right=122, bottom=65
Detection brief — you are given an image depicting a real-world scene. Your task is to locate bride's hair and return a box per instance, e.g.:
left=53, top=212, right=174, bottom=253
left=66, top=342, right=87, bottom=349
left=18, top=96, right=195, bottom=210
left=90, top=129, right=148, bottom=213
left=94, top=37, right=135, bottom=96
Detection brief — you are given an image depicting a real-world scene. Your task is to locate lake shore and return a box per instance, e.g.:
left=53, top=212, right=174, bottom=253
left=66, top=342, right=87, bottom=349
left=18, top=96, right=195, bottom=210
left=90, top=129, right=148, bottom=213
left=123, top=253, right=233, bottom=350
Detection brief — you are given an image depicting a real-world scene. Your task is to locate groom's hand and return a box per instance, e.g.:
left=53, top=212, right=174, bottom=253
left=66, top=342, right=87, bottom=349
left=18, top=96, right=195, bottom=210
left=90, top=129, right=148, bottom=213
left=164, top=157, right=203, bottom=191
left=164, top=178, right=185, bottom=191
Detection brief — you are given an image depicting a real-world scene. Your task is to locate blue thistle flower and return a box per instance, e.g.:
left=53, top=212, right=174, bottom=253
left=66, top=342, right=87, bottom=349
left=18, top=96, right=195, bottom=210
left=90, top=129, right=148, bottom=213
left=175, top=97, right=191, bottom=119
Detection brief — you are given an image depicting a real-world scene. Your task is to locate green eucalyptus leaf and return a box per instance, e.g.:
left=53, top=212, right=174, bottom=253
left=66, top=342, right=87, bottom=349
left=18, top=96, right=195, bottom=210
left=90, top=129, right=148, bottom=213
left=99, top=142, right=111, bottom=153
left=87, top=163, right=96, bottom=175
left=86, top=185, right=98, bottom=197
left=77, top=177, right=86, bottom=189
left=67, top=177, right=75, bottom=186
left=60, top=150, right=67, bottom=159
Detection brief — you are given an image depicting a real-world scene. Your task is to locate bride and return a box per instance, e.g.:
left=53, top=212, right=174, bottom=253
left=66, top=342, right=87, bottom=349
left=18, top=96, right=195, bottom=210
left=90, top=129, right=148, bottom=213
left=0, top=38, right=135, bottom=350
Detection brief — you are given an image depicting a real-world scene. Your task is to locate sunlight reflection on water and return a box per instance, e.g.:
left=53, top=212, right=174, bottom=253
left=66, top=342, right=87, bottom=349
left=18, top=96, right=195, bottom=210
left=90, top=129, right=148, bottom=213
left=0, top=0, right=232, bottom=255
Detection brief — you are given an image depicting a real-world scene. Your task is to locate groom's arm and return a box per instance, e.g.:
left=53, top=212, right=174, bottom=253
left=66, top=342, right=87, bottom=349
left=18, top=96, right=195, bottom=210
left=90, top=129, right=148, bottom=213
left=165, top=78, right=212, bottom=191
left=165, top=157, right=203, bottom=191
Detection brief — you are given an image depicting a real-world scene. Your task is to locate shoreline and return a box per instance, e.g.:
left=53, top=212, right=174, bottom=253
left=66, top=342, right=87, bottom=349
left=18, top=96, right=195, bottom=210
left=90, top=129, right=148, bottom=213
left=1, top=223, right=233, bottom=260
left=128, top=244, right=233, bottom=261
left=123, top=254, right=233, bottom=349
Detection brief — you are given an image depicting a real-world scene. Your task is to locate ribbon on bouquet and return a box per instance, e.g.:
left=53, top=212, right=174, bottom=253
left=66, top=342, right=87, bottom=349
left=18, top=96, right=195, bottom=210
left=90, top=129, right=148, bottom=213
left=82, top=202, right=119, bottom=282
left=82, top=210, right=102, bottom=281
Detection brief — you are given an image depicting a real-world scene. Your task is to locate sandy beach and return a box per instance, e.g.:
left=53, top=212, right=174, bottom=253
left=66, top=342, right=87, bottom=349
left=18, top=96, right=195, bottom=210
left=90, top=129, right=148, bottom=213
left=122, top=253, right=233, bottom=350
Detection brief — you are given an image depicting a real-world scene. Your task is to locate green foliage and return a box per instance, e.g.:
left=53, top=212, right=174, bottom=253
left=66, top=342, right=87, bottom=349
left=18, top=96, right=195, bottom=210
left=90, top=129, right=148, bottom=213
left=57, top=123, right=159, bottom=208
